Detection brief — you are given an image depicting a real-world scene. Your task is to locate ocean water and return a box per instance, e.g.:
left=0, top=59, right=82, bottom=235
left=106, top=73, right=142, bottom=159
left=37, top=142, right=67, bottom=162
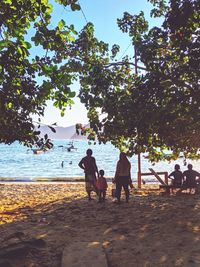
left=0, top=140, right=199, bottom=181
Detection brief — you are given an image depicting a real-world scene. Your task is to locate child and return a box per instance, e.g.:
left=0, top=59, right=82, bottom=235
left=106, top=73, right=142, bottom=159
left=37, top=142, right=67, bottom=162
left=96, top=169, right=108, bottom=202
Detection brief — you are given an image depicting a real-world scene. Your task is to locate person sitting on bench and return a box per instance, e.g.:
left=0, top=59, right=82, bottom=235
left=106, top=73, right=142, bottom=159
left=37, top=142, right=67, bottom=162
left=168, top=164, right=184, bottom=194
left=182, top=164, right=200, bottom=194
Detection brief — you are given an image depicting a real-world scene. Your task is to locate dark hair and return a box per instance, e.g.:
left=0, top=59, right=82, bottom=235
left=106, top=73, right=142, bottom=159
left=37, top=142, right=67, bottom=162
left=119, top=152, right=130, bottom=171
left=99, top=169, right=104, bottom=176
left=86, top=149, right=92, bottom=156
left=175, top=164, right=180, bottom=171
left=188, top=164, right=193, bottom=170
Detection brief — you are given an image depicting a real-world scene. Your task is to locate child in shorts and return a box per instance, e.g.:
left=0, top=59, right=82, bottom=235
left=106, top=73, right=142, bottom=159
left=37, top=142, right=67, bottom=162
left=96, top=169, right=108, bottom=202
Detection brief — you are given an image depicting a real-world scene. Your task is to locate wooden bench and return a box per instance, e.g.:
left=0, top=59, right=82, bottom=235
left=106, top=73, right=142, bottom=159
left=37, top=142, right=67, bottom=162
left=148, top=168, right=196, bottom=194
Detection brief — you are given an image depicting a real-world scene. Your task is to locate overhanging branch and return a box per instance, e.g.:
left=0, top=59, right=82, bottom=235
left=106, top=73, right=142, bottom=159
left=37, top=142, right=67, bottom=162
left=105, top=61, right=147, bottom=71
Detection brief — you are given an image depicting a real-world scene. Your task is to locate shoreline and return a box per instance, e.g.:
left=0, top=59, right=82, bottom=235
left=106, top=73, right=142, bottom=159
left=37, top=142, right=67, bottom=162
left=0, top=176, right=161, bottom=184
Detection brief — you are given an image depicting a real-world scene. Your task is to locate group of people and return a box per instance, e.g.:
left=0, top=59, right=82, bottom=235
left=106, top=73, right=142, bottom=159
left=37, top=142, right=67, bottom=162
left=78, top=149, right=132, bottom=203
left=78, top=149, right=200, bottom=202
left=169, top=163, right=200, bottom=193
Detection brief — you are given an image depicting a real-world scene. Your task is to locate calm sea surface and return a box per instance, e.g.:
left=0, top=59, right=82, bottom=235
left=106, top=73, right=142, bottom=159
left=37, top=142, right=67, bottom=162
left=0, top=140, right=199, bottom=181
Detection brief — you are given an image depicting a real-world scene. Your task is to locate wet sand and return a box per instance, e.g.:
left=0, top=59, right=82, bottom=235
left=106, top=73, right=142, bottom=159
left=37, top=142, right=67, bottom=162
left=0, top=183, right=200, bottom=267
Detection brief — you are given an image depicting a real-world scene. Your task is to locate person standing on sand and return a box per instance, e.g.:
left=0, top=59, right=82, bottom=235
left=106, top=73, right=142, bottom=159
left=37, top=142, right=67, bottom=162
left=96, top=169, right=108, bottom=202
left=114, top=152, right=131, bottom=203
left=78, top=149, right=99, bottom=201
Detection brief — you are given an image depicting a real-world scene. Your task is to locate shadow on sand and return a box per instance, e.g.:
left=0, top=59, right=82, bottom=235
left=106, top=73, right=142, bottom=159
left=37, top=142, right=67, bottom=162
left=0, top=185, right=200, bottom=267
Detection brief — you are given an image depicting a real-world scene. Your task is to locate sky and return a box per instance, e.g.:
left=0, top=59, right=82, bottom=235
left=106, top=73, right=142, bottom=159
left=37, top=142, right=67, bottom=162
left=33, top=0, right=163, bottom=127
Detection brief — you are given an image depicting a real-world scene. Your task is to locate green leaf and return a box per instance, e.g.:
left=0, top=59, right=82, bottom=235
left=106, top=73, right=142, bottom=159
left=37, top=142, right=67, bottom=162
left=17, top=46, right=23, bottom=55
left=0, top=40, right=12, bottom=50
left=58, top=19, right=65, bottom=29
left=46, top=4, right=53, bottom=13
left=48, top=126, right=56, bottom=133
left=4, top=0, right=12, bottom=4
left=68, top=35, right=75, bottom=42
left=71, top=3, right=81, bottom=11
left=23, top=41, right=32, bottom=49
left=68, top=91, right=76, bottom=98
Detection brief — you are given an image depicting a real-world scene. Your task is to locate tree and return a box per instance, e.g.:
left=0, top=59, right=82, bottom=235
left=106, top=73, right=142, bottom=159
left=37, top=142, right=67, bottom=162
left=74, top=0, right=200, bottom=162
left=1, top=0, right=200, bottom=162
left=0, top=0, right=80, bottom=147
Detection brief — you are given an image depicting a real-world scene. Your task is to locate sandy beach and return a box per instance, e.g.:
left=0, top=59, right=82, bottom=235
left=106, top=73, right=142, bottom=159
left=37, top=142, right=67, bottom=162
left=0, top=182, right=200, bottom=267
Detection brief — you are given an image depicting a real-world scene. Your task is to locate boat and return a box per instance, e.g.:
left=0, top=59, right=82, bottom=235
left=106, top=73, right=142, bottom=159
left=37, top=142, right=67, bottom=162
left=31, top=146, right=51, bottom=154
left=32, top=149, right=45, bottom=154
left=57, top=141, right=77, bottom=152
left=66, top=141, right=77, bottom=152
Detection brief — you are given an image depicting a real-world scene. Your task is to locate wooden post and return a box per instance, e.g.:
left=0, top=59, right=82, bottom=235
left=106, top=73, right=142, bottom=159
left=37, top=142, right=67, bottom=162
left=138, top=153, right=142, bottom=189
left=134, top=45, right=142, bottom=189
left=164, top=172, right=168, bottom=185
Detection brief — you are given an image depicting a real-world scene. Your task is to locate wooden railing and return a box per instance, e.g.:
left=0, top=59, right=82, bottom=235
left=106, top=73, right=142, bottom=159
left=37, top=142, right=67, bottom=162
left=138, top=168, right=168, bottom=188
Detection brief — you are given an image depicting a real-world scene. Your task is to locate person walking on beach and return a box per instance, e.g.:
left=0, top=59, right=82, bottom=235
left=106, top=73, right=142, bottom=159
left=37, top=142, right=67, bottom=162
left=114, top=152, right=131, bottom=203
left=78, top=149, right=99, bottom=201
left=182, top=164, right=200, bottom=194
left=96, top=169, right=108, bottom=202
left=168, top=164, right=184, bottom=194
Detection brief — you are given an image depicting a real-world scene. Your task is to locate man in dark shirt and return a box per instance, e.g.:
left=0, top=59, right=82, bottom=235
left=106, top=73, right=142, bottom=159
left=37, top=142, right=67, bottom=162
left=168, top=164, right=184, bottom=194
left=78, top=149, right=99, bottom=200
left=183, top=164, right=200, bottom=193
left=169, top=164, right=184, bottom=188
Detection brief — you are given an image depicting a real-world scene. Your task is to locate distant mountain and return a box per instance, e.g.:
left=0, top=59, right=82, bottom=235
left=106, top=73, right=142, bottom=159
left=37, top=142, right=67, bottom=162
left=37, top=124, right=89, bottom=140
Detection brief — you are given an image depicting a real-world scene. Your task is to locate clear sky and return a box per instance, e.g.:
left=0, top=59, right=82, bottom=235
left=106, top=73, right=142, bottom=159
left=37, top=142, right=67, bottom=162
left=33, top=0, right=162, bottom=127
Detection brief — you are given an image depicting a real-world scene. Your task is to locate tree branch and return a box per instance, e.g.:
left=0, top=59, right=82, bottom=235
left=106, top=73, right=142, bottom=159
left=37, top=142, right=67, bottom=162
left=69, top=56, right=148, bottom=71
left=105, top=61, right=147, bottom=71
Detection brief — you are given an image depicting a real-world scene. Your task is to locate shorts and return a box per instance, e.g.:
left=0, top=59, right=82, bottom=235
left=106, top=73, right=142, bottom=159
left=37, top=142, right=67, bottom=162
left=85, top=174, right=96, bottom=192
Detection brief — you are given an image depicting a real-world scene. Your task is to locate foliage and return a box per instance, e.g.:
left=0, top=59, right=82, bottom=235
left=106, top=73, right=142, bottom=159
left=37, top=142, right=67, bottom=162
left=74, top=0, right=200, bottom=162
left=0, top=0, right=80, bottom=146
left=1, top=0, right=200, bottom=162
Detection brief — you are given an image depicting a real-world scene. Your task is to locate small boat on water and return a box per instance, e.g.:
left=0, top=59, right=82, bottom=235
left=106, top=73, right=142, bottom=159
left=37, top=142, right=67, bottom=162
left=58, top=141, right=77, bottom=152
left=27, top=147, right=51, bottom=154
left=66, top=141, right=77, bottom=152
left=32, top=149, right=45, bottom=154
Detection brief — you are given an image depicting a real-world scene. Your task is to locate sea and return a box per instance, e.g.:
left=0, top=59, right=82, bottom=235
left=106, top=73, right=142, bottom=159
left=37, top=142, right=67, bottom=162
left=0, top=140, right=199, bottom=182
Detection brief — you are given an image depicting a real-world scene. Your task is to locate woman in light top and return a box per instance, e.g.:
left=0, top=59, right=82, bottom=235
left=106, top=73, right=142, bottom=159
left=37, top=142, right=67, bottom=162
left=114, top=152, right=131, bottom=203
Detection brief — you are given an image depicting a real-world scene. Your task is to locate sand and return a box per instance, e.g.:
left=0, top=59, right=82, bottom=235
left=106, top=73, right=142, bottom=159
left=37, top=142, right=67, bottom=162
left=0, top=182, right=200, bottom=267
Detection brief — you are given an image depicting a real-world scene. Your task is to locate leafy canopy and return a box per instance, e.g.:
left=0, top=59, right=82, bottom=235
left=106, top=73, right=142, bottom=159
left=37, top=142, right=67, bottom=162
left=1, top=0, right=200, bottom=162
left=74, top=0, right=200, bottom=162
left=0, top=0, right=80, bottom=147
